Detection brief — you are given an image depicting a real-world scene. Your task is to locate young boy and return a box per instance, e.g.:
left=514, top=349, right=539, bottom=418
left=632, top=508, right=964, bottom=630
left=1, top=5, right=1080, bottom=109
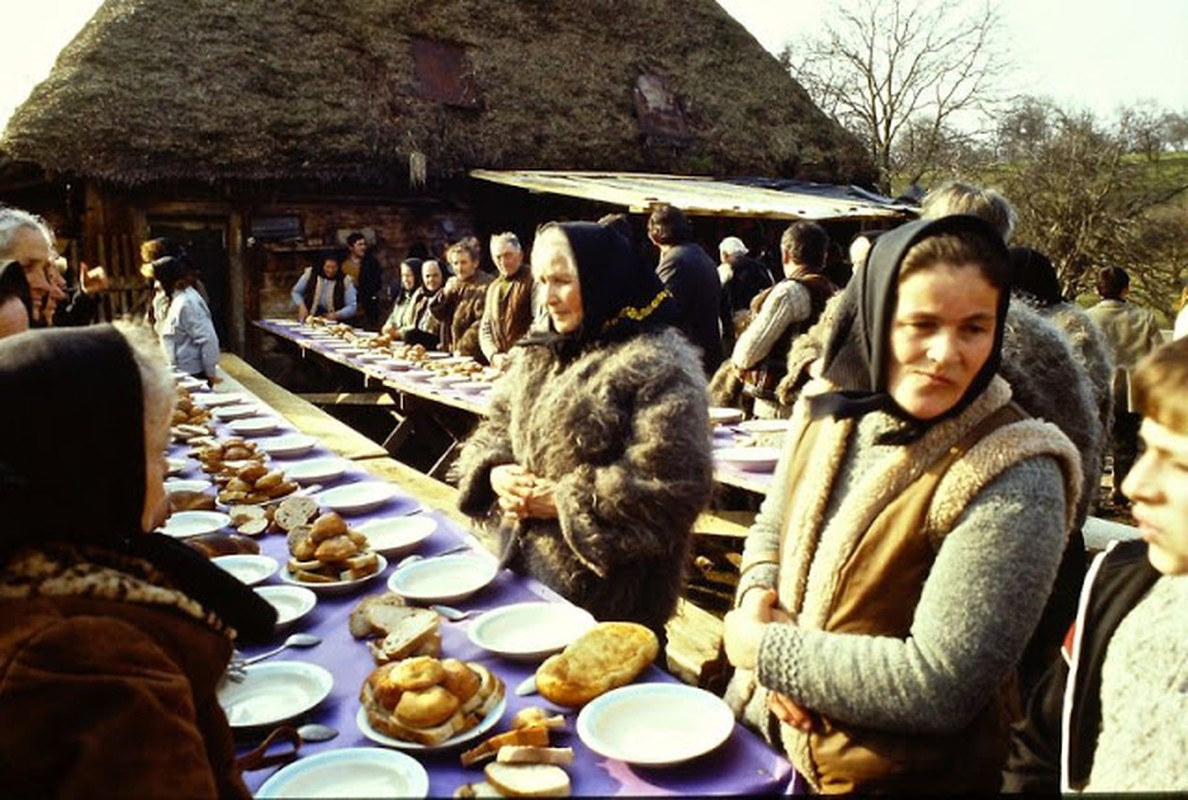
left=1003, top=336, right=1188, bottom=793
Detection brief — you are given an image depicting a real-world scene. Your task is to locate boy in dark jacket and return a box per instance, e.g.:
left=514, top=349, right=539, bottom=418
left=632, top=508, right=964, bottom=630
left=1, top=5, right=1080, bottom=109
left=1003, top=336, right=1188, bottom=793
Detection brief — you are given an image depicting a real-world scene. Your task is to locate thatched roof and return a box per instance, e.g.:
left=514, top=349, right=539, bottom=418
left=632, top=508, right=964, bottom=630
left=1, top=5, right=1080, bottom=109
left=2, top=0, right=874, bottom=188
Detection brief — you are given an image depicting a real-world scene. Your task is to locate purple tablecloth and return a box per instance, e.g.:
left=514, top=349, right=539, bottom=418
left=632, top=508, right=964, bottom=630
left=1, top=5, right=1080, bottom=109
left=175, top=359, right=793, bottom=796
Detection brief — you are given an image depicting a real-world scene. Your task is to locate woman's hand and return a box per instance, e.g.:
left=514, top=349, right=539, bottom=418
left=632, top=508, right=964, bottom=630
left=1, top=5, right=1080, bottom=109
left=723, top=587, right=777, bottom=671
left=490, top=464, right=558, bottom=520
left=769, top=691, right=814, bottom=731
left=296, top=303, right=309, bottom=323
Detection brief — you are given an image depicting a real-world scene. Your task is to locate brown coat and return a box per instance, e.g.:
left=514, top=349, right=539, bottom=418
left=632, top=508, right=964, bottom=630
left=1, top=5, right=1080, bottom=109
left=479, top=268, right=536, bottom=361
left=429, top=271, right=494, bottom=358
left=0, top=552, right=248, bottom=799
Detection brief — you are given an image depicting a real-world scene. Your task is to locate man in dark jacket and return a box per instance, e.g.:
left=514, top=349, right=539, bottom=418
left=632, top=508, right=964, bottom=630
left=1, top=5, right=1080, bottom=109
left=647, top=203, right=722, bottom=377
left=1003, top=337, right=1188, bottom=793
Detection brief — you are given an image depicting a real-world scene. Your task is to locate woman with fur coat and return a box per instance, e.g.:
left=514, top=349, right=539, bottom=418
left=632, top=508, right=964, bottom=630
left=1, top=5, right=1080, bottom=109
left=723, top=216, right=1082, bottom=794
left=0, top=323, right=275, bottom=797
left=454, top=222, right=714, bottom=643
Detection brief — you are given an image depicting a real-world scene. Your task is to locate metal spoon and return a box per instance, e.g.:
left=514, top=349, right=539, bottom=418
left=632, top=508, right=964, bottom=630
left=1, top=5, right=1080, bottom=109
left=295, top=722, right=338, bottom=742
left=430, top=604, right=485, bottom=621
left=239, top=632, right=322, bottom=666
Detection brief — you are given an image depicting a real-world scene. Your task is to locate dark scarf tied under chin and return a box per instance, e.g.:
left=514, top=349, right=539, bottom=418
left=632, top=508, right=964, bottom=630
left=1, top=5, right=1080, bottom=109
left=809, top=215, right=1010, bottom=444
left=0, top=325, right=275, bottom=640
left=519, top=221, right=678, bottom=361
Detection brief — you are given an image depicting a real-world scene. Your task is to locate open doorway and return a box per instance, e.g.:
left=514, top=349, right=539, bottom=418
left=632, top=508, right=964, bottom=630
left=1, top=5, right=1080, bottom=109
left=148, top=218, right=231, bottom=346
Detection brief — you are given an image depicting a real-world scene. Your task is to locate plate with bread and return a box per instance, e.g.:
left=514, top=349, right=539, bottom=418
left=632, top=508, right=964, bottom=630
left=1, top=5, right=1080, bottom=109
left=357, top=655, right=506, bottom=751
left=256, top=748, right=428, bottom=799
left=468, top=602, right=597, bottom=662
left=576, top=682, right=734, bottom=767
left=281, top=511, right=388, bottom=593
left=218, top=661, right=333, bottom=728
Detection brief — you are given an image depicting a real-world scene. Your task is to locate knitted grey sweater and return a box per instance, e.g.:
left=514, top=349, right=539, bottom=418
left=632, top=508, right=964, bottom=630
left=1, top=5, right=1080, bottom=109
left=741, top=404, right=1070, bottom=733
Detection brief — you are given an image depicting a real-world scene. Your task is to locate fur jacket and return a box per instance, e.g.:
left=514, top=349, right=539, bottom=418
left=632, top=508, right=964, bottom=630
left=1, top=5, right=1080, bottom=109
left=453, top=327, right=714, bottom=634
left=0, top=543, right=249, bottom=798
left=429, top=271, right=493, bottom=358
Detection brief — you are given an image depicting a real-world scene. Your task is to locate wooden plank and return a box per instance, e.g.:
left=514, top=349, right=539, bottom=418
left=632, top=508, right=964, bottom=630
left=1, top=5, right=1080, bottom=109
left=217, top=354, right=388, bottom=460
left=298, top=392, right=397, bottom=406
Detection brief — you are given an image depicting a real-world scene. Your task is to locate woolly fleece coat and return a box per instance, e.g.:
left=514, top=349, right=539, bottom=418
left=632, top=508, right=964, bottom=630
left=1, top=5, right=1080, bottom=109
left=454, top=327, right=714, bottom=634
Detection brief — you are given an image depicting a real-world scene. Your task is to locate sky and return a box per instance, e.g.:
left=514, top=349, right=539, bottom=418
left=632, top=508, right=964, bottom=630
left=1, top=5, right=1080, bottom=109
left=3, top=0, right=1187, bottom=133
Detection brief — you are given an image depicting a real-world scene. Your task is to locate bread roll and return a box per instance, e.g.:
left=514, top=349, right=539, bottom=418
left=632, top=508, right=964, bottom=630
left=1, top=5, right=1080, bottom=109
left=185, top=532, right=261, bottom=558
left=534, top=622, right=658, bottom=708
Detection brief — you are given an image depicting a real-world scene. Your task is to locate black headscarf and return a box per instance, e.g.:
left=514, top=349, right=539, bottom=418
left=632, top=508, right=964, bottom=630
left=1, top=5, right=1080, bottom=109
left=809, top=215, right=1011, bottom=441
left=0, top=259, right=32, bottom=318
left=519, top=221, right=678, bottom=359
left=1009, top=246, right=1064, bottom=307
left=0, top=325, right=275, bottom=638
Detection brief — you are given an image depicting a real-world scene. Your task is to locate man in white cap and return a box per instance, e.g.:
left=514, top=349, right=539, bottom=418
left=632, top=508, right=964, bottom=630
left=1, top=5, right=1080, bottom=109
left=717, top=235, right=774, bottom=352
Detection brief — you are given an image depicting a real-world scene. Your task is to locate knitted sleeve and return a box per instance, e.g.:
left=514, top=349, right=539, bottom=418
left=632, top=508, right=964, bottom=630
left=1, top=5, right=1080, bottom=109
left=731, top=281, right=810, bottom=369
left=755, top=455, right=1066, bottom=733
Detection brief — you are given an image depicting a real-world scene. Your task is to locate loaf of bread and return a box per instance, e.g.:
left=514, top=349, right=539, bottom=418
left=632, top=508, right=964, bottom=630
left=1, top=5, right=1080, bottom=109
left=366, top=608, right=442, bottom=665
left=185, top=532, right=261, bottom=558
left=350, top=593, right=409, bottom=638
left=534, top=621, right=658, bottom=708
left=168, top=489, right=216, bottom=513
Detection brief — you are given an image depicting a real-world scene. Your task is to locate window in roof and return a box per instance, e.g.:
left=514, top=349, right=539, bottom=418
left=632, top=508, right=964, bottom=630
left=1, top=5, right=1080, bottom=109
left=632, top=73, right=692, bottom=144
left=411, top=37, right=481, bottom=108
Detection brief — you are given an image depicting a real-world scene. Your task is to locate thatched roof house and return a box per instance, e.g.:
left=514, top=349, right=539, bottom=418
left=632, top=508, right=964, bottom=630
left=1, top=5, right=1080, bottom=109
left=3, top=0, right=870, bottom=186
left=1, top=0, right=878, bottom=354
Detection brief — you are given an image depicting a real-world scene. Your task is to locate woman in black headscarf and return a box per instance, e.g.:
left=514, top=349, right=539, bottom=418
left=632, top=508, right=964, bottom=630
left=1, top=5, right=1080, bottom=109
left=454, top=221, right=714, bottom=644
left=0, top=323, right=274, bottom=798
left=381, top=257, right=423, bottom=339
left=722, top=216, right=1083, bottom=794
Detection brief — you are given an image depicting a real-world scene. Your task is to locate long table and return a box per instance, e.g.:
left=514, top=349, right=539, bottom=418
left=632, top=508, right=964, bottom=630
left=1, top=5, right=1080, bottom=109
left=254, top=319, right=781, bottom=497
left=170, top=375, right=793, bottom=796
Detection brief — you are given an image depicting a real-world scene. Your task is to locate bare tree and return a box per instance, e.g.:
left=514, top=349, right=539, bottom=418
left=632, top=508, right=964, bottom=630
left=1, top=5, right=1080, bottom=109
left=995, top=99, right=1188, bottom=313
left=782, top=0, right=1011, bottom=193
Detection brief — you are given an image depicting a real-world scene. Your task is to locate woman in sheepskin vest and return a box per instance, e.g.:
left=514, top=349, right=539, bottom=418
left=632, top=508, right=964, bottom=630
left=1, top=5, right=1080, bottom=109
left=723, top=216, right=1082, bottom=794
left=454, top=221, right=713, bottom=643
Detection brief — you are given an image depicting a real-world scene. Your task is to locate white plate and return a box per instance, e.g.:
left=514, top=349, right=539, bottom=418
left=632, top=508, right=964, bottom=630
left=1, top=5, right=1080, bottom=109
left=402, top=369, right=435, bottom=381
left=254, top=585, right=317, bottom=627
left=164, top=478, right=213, bottom=494
left=166, top=456, right=194, bottom=476
left=708, top=406, right=745, bottom=426
left=177, top=375, right=207, bottom=391
left=468, top=602, right=597, bottom=662
left=269, top=319, right=302, bottom=327
left=355, top=693, right=506, bottom=753
left=256, top=433, right=319, bottom=458
left=387, top=553, right=498, bottom=604
left=356, top=516, right=437, bottom=556
left=212, top=403, right=259, bottom=421
left=452, top=381, right=491, bottom=394
left=427, top=374, right=468, bottom=387
left=736, top=418, right=793, bottom=433
left=157, top=510, right=230, bottom=538
left=217, top=661, right=333, bottom=729
left=212, top=554, right=278, bottom=586
left=279, top=554, right=388, bottom=595
left=315, top=482, right=401, bottom=515
left=424, top=351, right=451, bottom=359
left=260, top=746, right=432, bottom=794
left=577, top=683, right=734, bottom=766
left=356, top=352, right=388, bottom=362
left=227, top=416, right=281, bottom=436
left=715, top=446, right=781, bottom=472
left=382, top=358, right=413, bottom=371
left=284, top=456, right=349, bottom=485
left=193, top=392, right=247, bottom=408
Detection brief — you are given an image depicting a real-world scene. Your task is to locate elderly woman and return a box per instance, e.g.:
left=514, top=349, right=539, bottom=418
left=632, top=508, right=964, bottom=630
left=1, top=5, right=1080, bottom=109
left=291, top=250, right=357, bottom=323
left=0, top=323, right=275, bottom=797
left=429, top=236, right=493, bottom=358
left=381, top=257, right=423, bottom=339
left=723, top=216, right=1083, bottom=794
left=454, top=222, right=714, bottom=645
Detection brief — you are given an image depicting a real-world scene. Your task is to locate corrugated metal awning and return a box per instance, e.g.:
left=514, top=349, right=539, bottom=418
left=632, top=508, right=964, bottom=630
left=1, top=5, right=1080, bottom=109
left=470, top=170, right=915, bottom=221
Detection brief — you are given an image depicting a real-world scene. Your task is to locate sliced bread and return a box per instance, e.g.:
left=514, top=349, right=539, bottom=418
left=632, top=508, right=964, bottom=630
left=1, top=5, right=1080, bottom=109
left=483, top=763, right=571, bottom=798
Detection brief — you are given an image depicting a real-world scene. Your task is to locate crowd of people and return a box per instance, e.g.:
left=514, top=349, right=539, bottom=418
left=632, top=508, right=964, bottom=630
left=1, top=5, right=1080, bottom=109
left=0, top=189, right=1185, bottom=795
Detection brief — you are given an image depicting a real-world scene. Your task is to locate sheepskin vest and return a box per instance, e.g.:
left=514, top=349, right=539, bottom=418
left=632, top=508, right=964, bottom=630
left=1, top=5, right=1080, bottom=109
left=484, top=269, right=535, bottom=354
left=301, top=271, right=346, bottom=315
left=776, top=377, right=1081, bottom=794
